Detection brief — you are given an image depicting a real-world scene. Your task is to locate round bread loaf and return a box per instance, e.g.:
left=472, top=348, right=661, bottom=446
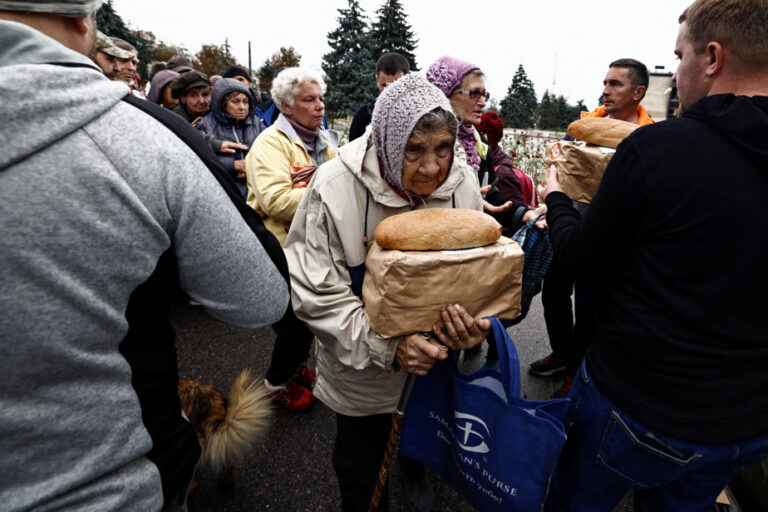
left=566, top=117, right=639, bottom=149
left=374, top=208, right=502, bottom=251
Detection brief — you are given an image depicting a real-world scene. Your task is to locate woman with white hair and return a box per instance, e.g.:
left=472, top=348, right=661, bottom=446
left=246, top=66, right=337, bottom=243
left=246, top=67, right=338, bottom=410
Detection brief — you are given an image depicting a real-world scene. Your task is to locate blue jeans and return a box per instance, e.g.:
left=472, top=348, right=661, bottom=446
left=545, top=361, right=768, bottom=512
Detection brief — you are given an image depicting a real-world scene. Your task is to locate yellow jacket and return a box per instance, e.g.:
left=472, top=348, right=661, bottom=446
left=245, top=114, right=337, bottom=244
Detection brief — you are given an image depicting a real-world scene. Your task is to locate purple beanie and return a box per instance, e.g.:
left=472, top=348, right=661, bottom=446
left=426, top=56, right=480, bottom=97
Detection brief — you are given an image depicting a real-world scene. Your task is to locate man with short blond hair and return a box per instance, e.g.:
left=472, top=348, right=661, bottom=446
left=543, top=0, right=768, bottom=510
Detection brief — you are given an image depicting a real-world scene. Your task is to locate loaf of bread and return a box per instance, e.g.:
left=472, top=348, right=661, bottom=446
left=567, top=117, right=639, bottom=149
left=374, top=208, right=501, bottom=251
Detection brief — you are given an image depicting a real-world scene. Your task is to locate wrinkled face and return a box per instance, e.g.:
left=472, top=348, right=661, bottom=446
left=161, top=85, right=178, bottom=109
left=225, top=91, right=250, bottom=120
left=376, top=71, right=403, bottom=93
left=402, top=128, right=454, bottom=197
left=94, top=51, right=116, bottom=78
left=674, top=22, right=712, bottom=111
left=182, top=86, right=212, bottom=116
left=284, top=81, right=325, bottom=130
left=450, top=74, right=488, bottom=126
left=601, top=67, right=645, bottom=116
left=114, top=56, right=138, bottom=84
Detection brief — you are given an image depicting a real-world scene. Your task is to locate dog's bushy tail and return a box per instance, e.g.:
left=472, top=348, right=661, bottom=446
left=202, top=369, right=272, bottom=471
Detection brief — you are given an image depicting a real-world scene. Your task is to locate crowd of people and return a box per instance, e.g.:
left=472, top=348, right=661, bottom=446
left=1, top=0, right=768, bottom=511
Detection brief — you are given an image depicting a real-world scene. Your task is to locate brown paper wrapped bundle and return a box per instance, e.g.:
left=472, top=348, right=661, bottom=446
left=363, top=208, right=523, bottom=338
left=545, top=141, right=615, bottom=204
left=547, top=117, right=640, bottom=203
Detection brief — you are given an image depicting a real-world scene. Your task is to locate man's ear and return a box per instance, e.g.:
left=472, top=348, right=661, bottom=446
left=705, top=41, right=725, bottom=78
left=633, top=85, right=647, bottom=102
left=67, top=15, right=91, bottom=36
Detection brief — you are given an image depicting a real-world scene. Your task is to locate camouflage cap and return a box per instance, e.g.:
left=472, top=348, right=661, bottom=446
left=94, top=31, right=133, bottom=60
left=109, top=37, right=138, bottom=61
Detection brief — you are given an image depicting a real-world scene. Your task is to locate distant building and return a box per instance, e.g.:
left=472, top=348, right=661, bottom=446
left=642, top=65, right=679, bottom=121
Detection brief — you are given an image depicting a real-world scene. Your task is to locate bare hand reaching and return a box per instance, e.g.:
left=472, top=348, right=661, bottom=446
left=432, top=304, right=490, bottom=351
left=396, top=333, right=448, bottom=376
left=219, top=141, right=249, bottom=155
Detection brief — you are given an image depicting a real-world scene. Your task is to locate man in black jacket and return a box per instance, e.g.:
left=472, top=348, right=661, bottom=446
left=543, top=0, right=768, bottom=510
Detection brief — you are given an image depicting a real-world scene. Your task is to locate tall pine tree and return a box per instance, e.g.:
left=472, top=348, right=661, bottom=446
left=322, top=0, right=376, bottom=119
left=368, top=0, right=418, bottom=70
left=500, top=65, right=538, bottom=128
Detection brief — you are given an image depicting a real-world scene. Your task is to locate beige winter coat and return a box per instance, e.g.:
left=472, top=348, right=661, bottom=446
left=284, top=131, right=483, bottom=416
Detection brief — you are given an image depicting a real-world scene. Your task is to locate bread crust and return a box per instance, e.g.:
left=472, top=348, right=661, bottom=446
left=374, top=208, right=501, bottom=251
left=567, top=117, right=639, bottom=149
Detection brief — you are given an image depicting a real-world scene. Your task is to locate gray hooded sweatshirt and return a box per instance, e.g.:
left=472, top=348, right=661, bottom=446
left=0, top=21, right=289, bottom=511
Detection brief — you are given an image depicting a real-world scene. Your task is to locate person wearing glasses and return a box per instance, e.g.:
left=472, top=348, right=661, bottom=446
left=427, top=56, right=544, bottom=230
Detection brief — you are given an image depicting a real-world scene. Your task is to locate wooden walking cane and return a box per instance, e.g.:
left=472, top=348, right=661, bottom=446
left=368, top=372, right=418, bottom=512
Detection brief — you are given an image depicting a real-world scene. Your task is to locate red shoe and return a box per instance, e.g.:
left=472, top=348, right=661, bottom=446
left=270, top=381, right=315, bottom=412
left=551, top=373, right=574, bottom=399
left=293, top=365, right=317, bottom=389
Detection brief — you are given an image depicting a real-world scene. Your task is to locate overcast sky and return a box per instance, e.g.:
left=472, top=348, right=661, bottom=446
left=114, top=0, right=690, bottom=110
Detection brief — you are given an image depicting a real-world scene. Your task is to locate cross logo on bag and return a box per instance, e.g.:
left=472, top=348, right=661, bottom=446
left=455, top=412, right=490, bottom=454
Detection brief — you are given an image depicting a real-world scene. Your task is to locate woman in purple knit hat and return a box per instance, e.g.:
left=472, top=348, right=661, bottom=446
left=426, top=56, right=544, bottom=230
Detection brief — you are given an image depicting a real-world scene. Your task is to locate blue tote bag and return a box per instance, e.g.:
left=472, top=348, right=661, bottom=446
left=400, top=318, right=569, bottom=511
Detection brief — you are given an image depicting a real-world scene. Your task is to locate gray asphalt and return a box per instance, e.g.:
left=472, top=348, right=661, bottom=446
left=173, top=297, right=628, bottom=511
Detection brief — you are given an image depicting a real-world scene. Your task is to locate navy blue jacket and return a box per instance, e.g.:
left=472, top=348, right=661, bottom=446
left=198, top=79, right=264, bottom=197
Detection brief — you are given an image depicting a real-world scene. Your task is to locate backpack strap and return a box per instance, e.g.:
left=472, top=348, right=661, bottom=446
left=121, top=95, right=289, bottom=282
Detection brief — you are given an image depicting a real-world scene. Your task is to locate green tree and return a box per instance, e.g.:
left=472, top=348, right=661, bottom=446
left=500, top=65, right=538, bottom=129
left=537, top=92, right=587, bottom=130
left=322, top=0, right=377, bottom=119
left=257, top=47, right=302, bottom=94
left=95, top=1, right=152, bottom=80
left=368, top=0, right=418, bottom=70
left=537, top=90, right=559, bottom=130
left=195, top=42, right=239, bottom=77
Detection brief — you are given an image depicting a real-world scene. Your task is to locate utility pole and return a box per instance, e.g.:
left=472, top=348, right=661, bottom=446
left=248, top=41, right=252, bottom=78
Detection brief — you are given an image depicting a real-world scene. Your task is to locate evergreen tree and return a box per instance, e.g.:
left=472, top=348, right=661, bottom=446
left=500, top=65, right=538, bottom=128
left=322, top=0, right=377, bottom=119
left=95, top=1, right=152, bottom=80
left=537, top=90, right=560, bottom=130
left=368, top=0, right=418, bottom=70
left=537, top=92, right=587, bottom=130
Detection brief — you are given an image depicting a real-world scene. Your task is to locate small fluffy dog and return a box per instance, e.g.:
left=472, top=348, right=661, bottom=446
left=178, top=369, right=271, bottom=490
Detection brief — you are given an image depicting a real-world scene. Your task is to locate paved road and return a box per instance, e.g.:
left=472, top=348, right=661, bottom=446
left=173, top=298, right=620, bottom=511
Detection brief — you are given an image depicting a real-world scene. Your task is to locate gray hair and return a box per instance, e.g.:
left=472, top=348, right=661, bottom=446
left=270, top=67, right=327, bottom=111
left=410, top=108, right=459, bottom=140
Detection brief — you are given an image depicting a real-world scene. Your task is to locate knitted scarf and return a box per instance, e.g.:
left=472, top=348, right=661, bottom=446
left=458, top=123, right=481, bottom=171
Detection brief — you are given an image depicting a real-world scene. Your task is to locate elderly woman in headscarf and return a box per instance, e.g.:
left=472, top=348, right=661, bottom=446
left=197, top=78, right=263, bottom=198
left=427, top=56, right=544, bottom=231
left=284, top=74, right=491, bottom=511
